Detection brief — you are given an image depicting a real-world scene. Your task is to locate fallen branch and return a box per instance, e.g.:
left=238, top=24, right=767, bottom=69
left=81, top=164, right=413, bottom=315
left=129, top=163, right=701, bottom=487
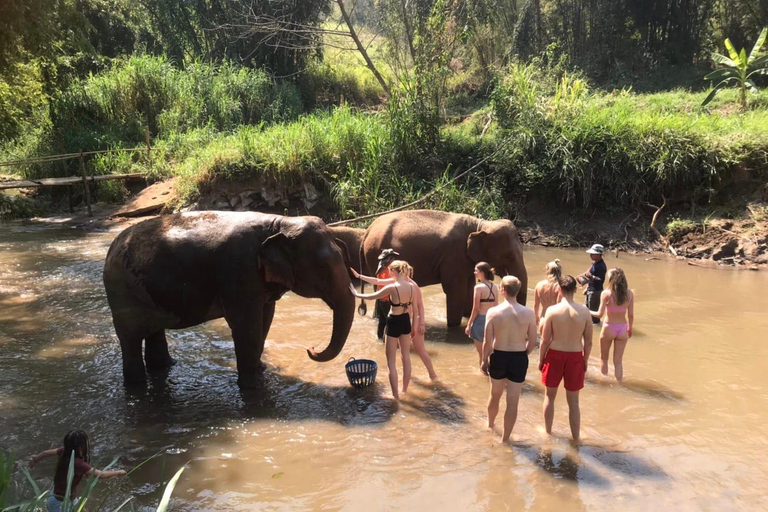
left=647, top=197, right=678, bottom=257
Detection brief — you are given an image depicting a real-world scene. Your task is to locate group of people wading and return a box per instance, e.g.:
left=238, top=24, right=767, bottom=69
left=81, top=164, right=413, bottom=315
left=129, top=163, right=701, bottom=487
left=350, top=243, right=634, bottom=443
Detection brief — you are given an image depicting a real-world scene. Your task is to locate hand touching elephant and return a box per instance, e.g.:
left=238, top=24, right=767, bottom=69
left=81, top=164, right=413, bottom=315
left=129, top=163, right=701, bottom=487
left=361, top=210, right=527, bottom=327
left=103, top=211, right=355, bottom=388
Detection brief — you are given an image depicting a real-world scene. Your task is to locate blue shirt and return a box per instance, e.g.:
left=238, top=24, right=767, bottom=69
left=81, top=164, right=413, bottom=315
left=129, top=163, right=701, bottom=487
left=588, top=259, right=607, bottom=292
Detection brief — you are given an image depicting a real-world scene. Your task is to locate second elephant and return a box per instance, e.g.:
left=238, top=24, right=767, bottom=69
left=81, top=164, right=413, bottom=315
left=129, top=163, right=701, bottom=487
left=361, top=210, right=527, bottom=327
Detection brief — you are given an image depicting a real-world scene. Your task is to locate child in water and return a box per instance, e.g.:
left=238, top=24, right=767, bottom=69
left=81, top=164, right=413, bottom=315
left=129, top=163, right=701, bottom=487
left=29, top=430, right=126, bottom=512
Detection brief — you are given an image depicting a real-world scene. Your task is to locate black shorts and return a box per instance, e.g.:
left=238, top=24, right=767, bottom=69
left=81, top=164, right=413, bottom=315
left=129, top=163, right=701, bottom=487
left=385, top=312, right=411, bottom=338
left=489, top=350, right=528, bottom=383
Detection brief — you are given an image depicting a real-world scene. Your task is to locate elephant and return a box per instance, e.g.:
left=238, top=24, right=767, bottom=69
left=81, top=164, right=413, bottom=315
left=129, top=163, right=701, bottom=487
left=328, top=226, right=365, bottom=275
left=360, top=209, right=527, bottom=327
left=103, top=211, right=355, bottom=388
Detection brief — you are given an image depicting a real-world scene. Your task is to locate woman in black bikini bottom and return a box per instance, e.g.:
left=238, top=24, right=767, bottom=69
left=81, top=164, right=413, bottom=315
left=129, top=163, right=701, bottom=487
left=349, top=260, right=414, bottom=400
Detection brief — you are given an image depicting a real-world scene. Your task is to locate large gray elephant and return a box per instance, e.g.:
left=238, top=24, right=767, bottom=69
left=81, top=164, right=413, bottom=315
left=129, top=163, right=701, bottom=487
left=103, top=211, right=355, bottom=388
left=360, top=210, right=527, bottom=327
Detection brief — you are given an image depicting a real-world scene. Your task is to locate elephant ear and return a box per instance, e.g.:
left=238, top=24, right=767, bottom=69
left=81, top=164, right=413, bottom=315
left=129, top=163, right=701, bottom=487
left=333, top=237, right=352, bottom=268
left=260, top=232, right=295, bottom=289
left=467, top=230, right=489, bottom=263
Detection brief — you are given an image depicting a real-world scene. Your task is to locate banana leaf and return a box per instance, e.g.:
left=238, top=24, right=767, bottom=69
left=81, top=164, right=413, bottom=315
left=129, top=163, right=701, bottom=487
left=712, top=53, right=737, bottom=67
left=705, top=68, right=739, bottom=81
left=748, top=27, right=767, bottom=64
left=724, top=38, right=740, bottom=63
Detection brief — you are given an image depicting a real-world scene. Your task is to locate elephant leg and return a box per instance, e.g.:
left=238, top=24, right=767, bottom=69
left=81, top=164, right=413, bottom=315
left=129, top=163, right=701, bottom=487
left=261, top=301, right=276, bottom=345
left=442, top=278, right=469, bottom=328
left=221, top=292, right=266, bottom=388
left=144, top=329, right=176, bottom=371
left=463, top=275, right=475, bottom=317
left=116, top=325, right=146, bottom=387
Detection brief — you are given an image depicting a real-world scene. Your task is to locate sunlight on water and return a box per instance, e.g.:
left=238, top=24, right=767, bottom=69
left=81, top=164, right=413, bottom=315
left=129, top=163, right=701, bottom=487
left=1, top=226, right=767, bottom=511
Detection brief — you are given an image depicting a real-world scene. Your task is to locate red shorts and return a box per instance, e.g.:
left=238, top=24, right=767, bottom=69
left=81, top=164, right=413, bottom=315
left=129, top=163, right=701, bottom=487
left=541, top=349, right=585, bottom=391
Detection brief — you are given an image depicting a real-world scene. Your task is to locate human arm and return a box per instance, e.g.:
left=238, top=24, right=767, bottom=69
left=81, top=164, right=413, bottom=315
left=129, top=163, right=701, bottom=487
left=88, top=468, right=126, bottom=479
left=464, top=285, right=481, bottom=336
left=539, top=313, right=553, bottom=372
left=410, top=279, right=426, bottom=334
left=348, top=283, right=395, bottom=300
left=591, top=291, right=608, bottom=318
left=627, top=290, right=634, bottom=338
left=582, top=315, right=593, bottom=370
left=350, top=268, right=393, bottom=286
left=526, top=311, right=537, bottom=355
left=534, top=286, right=541, bottom=326
left=28, top=448, right=61, bottom=467
left=481, top=314, right=495, bottom=375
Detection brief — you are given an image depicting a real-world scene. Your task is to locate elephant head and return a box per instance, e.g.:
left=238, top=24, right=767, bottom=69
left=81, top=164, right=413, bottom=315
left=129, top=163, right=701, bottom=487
left=467, top=219, right=528, bottom=305
left=259, top=217, right=356, bottom=362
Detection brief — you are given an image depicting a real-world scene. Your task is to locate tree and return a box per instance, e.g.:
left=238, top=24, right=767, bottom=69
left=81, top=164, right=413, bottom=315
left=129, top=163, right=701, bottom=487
left=702, top=27, right=768, bottom=108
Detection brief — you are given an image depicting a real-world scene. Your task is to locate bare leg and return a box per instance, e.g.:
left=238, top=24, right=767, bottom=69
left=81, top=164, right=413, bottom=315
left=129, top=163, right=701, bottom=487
left=543, top=386, right=558, bottom=434
left=474, top=341, right=483, bottom=365
left=386, top=336, right=399, bottom=400
left=613, top=337, right=628, bottom=382
left=488, top=378, right=505, bottom=430
left=502, top=381, right=524, bottom=442
left=600, top=328, right=613, bottom=376
left=411, top=332, right=438, bottom=380
left=565, top=390, right=581, bottom=441
left=399, top=335, right=412, bottom=393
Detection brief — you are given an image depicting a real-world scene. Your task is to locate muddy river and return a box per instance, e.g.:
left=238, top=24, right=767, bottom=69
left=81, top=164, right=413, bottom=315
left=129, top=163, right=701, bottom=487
left=1, top=223, right=767, bottom=511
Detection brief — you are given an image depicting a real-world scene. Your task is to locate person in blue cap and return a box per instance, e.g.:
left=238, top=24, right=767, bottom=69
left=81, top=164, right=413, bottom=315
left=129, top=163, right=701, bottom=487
left=579, top=244, right=606, bottom=325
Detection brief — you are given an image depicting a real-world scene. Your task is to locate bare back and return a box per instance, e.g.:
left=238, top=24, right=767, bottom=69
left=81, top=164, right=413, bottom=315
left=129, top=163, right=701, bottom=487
left=475, top=282, right=499, bottom=315
left=543, top=299, right=592, bottom=352
left=486, top=301, right=536, bottom=352
left=534, top=280, right=561, bottom=320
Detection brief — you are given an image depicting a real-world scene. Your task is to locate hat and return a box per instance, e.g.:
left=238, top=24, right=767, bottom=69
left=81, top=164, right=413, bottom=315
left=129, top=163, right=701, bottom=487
left=375, top=248, right=400, bottom=275
left=377, top=248, right=400, bottom=261
left=586, top=244, right=604, bottom=255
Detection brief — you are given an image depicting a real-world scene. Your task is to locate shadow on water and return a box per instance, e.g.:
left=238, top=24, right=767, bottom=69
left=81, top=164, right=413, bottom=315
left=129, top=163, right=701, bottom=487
left=587, top=375, right=686, bottom=401
left=514, top=444, right=611, bottom=487
left=402, top=380, right=467, bottom=424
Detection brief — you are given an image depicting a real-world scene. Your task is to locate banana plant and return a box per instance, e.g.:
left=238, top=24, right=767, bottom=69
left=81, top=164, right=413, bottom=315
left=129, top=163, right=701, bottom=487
left=702, top=27, right=768, bottom=108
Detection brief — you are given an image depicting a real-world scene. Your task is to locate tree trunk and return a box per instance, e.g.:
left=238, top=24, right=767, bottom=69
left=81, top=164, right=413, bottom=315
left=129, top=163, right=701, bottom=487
left=336, top=0, right=391, bottom=97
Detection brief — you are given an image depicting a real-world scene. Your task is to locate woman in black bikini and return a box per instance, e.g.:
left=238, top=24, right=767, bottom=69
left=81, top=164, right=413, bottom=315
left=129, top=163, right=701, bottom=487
left=349, top=260, right=414, bottom=400
left=465, top=262, right=499, bottom=365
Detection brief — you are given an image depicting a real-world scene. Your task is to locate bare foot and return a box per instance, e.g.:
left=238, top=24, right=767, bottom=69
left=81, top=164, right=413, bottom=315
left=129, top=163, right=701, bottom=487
left=536, top=425, right=552, bottom=438
left=429, top=374, right=439, bottom=381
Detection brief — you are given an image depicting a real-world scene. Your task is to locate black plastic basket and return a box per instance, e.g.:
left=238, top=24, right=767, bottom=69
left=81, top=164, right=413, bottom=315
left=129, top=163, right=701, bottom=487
left=345, top=357, right=378, bottom=389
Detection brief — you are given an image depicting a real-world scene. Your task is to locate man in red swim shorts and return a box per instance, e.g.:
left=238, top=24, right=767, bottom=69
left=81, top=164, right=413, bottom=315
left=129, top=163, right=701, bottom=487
left=539, top=275, right=593, bottom=441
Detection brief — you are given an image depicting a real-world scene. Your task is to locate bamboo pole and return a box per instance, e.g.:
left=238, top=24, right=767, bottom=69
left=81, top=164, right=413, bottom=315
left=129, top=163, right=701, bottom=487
left=80, top=151, right=92, bottom=217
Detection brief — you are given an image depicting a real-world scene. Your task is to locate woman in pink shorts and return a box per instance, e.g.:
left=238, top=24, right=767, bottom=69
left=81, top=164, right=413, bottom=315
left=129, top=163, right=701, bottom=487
left=590, top=268, right=634, bottom=381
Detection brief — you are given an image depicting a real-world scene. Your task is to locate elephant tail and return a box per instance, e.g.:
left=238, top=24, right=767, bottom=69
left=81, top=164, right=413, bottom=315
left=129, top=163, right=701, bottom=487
left=357, top=240, right=367, bottom=315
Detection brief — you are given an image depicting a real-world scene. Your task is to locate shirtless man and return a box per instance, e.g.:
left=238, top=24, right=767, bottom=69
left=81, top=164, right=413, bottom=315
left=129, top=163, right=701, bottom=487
left=481, top=276, right=537, bottom=443
left=539, top=275, right=593, bottom=442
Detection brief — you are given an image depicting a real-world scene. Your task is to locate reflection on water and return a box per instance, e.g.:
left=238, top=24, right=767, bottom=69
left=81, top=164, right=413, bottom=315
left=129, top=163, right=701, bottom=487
left=1, top=225, right=768, bottom=510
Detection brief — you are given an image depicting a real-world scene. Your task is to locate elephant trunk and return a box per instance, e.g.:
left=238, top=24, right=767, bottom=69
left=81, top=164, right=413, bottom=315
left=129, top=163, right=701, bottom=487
left=307, top=285, right=356, bottom=362
left=505, top=258, right=528, bottom=306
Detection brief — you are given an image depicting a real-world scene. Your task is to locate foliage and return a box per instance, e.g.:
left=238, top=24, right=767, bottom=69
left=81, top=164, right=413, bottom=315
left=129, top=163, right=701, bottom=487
left=702, top=27, right=768, bottom=108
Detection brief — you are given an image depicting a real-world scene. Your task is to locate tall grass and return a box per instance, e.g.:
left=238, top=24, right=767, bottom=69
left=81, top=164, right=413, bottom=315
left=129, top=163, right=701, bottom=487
left=487, top=63, right=768, bottom=210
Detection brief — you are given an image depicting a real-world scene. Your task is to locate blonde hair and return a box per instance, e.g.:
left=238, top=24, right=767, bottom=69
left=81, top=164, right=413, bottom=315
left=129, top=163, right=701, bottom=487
left=607, top=268, right=629, bottom=305
left=501, top=275, right=521, bottom=297
left=388, top=260, right=410, bottom=276
left=544, top=259, right=562, bottom=284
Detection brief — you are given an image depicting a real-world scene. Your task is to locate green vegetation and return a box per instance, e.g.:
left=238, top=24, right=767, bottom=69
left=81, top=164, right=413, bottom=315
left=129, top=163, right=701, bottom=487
left=703, top=27, right=768, bottom=108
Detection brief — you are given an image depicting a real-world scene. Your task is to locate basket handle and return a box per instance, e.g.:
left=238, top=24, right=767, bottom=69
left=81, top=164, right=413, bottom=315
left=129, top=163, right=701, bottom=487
left=348, top=357, right=355, bottom=363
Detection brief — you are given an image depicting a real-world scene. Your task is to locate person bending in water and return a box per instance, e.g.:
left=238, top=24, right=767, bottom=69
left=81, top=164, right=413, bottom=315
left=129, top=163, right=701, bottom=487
left=350, top=260, right=415, bottom=399
left=466, top=262, right=499, bottom=365
left=534, top=259, right=563, bottom=334
left=590, top=268, right=634, bottom=381
left=29, top=430, right=126, bottom=512
left=352, top=262, right=438, bottom=381
left=539, top=276, right=593, bottom=441
left=481, top=276, right=537, bottom=443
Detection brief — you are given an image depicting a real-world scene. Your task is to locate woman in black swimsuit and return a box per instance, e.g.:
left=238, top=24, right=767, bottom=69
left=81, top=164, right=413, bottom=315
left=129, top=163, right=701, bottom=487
left=349, top=260, right=414, bottom=400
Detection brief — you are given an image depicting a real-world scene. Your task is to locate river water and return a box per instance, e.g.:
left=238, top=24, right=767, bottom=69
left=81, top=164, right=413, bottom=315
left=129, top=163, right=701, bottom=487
left=1, top=223, right=767, bottom=511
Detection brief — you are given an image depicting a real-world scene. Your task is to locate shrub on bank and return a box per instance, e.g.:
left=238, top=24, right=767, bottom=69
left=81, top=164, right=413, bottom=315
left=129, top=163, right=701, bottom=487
left=488, top=63, right=768, bottom=210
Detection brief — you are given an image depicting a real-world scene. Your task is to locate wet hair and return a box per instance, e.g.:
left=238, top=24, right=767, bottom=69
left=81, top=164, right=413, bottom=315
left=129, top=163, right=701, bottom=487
left=501, top=275, right=521, bottom=297
left=607, top=268, right=629, bottom=306
left=54, top=430, right=90, bottom=483
left=388, top=260, right=410, bottom=276
left=544, top=259, right=562, bottom=284
left=475, top=262, right=495, bottom=281
left=559, top=275, right=577, bottom=295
